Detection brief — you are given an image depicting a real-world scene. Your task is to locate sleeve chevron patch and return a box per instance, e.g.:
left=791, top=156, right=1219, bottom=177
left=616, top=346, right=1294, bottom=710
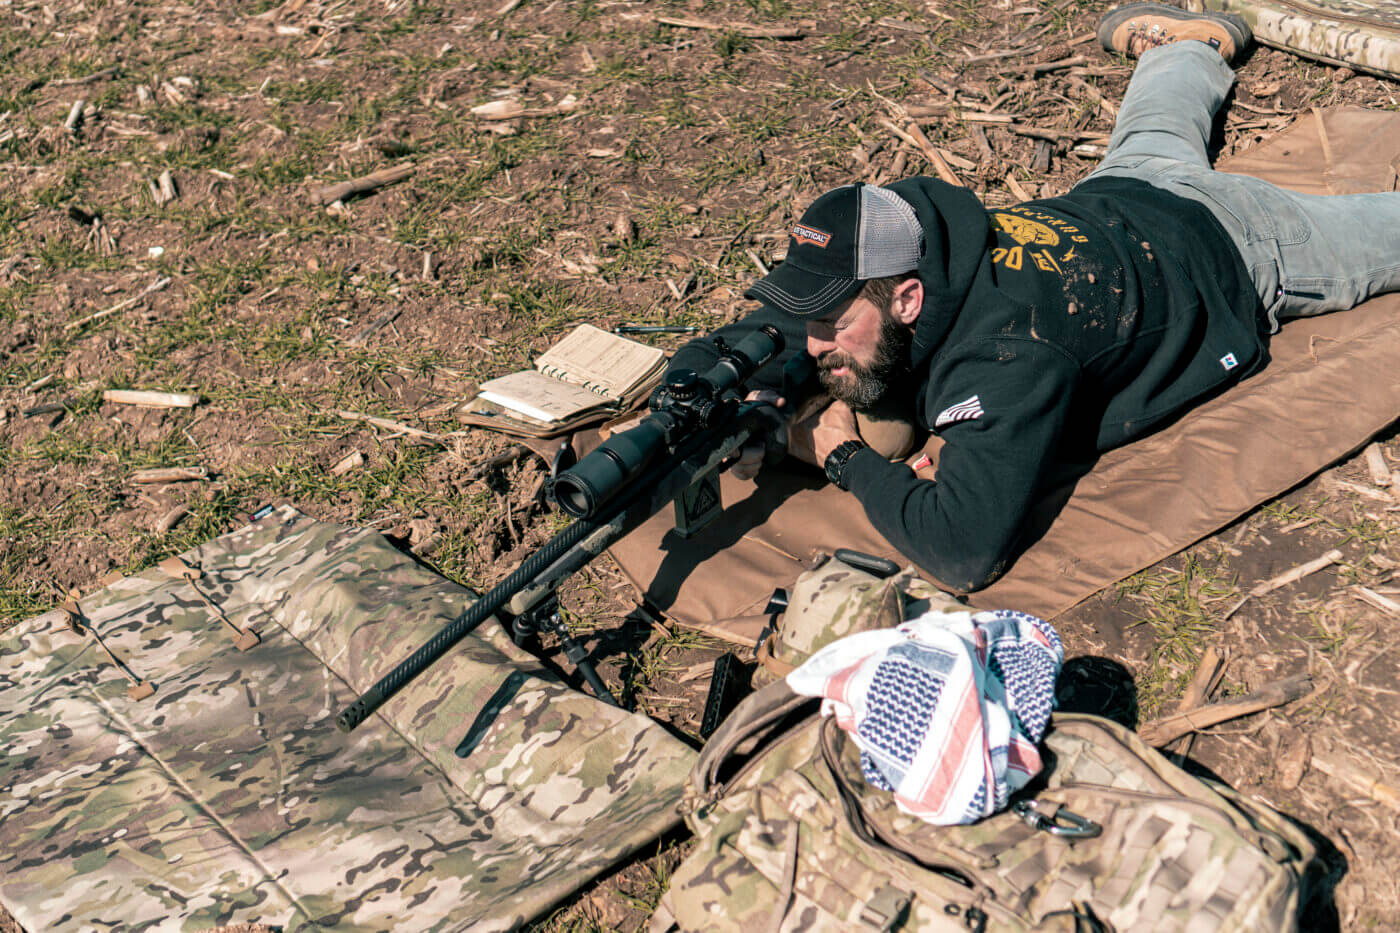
left=934, top=394, right=983, bottom=428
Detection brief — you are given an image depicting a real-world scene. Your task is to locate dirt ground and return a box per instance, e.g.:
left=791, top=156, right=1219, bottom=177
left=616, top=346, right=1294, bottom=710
left=3, top=0, right=1400, bottom=929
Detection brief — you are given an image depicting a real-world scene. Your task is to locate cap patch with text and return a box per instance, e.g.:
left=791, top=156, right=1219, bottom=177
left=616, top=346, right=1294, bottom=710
left=792, top=223, right=832, bottom=248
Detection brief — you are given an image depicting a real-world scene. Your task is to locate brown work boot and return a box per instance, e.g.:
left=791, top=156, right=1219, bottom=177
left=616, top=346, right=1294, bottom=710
left=1097, top=3, right=1252, bottom=64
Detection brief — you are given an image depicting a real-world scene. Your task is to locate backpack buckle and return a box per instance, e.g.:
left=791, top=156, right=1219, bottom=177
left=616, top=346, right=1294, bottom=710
left=858, top=884, right=912, bottom=931
left=1012, top=800, right=1102, bottom=839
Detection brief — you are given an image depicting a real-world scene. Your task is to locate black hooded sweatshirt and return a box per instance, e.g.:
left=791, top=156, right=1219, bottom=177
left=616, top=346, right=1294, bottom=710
left=670, top=175, right=1265, bottom=591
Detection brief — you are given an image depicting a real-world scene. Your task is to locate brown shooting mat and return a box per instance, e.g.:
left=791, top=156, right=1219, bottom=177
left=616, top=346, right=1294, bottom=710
left=608, top=107, right=1400, bottom=644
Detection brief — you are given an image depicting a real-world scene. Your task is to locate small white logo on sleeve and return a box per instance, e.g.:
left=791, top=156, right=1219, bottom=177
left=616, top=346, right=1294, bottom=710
left=1220, top=352, right=1238, bottom=371
left=935, top=395, right=983, bottom=429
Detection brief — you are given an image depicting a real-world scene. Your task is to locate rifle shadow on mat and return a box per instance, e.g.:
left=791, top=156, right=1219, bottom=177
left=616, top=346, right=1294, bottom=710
left=637, top=464, right=824, bottom=613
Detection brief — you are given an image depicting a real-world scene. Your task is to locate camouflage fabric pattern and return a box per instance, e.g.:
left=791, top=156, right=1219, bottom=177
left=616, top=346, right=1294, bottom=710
left=0, top=506, right=694, bottom=931
left=763, top=557, right=965, bottom=676
left=1187, top=0, right=1400, bottom=77
left=654, top=682, right=1315, bottom=932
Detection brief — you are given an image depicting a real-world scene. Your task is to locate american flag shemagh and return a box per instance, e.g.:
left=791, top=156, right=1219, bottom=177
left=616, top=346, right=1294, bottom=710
left=786, top=609, right=1063, bottom=826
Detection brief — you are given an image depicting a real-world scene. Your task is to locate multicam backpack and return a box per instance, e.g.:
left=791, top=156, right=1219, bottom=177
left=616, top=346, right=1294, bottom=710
left=652, top=678, right=1318, bottom=932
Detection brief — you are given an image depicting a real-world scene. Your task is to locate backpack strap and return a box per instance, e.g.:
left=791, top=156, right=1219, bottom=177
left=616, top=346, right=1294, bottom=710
left=763, top=824, right=801, bottom=933
left=755, top=633, right=796, bottom=678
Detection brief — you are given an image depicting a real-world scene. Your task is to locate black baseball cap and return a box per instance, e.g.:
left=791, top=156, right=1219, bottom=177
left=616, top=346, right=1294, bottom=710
left=745, top=182, right=924, bottom=318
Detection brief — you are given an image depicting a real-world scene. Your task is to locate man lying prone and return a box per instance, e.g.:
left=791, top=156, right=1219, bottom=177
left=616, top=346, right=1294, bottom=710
left=670, top=4, right=1400, bottom=590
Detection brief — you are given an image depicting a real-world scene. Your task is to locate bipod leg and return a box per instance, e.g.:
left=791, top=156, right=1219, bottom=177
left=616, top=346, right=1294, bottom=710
left=543, top=612, right=620, bottom=708
left=509, top=600, right=620, bottom=708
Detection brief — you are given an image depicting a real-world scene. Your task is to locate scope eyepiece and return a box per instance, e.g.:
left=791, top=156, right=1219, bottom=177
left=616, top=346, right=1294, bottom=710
left=705, top=324, right=783, bottom=395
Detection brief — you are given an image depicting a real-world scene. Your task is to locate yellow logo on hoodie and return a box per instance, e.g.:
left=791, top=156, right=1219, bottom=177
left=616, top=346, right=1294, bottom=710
left=991, top=209, right=1090, bottom=275
left=993, top=213, right=1059, bottom=247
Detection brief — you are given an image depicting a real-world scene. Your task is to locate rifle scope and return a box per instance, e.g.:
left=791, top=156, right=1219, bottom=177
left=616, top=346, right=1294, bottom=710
left=551, top=324, right=784, bottom=519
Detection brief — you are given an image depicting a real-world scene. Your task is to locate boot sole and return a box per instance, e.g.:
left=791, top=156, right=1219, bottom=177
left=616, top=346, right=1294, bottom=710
left=1096, top=3, right=1252, bottom=56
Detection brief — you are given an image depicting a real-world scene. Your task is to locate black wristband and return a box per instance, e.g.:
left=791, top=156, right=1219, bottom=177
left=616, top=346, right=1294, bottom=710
left=824, top=440, right=868, bottom=491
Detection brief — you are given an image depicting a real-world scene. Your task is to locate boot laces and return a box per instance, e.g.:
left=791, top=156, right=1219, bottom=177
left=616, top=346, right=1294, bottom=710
left=1125, top=22, right=1173, bottom=56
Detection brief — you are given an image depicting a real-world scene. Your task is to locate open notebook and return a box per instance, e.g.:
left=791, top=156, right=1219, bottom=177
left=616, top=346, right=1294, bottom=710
left=460, top=324, right=668, bottom=437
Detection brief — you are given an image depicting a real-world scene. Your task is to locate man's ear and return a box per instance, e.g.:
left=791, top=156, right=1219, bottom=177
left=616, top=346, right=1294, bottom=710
left=890, top=277, right=923, bottom=326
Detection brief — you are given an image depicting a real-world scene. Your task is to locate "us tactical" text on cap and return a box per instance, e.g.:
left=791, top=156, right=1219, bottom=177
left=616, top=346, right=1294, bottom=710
left=792, top=223, right=832, bottom=247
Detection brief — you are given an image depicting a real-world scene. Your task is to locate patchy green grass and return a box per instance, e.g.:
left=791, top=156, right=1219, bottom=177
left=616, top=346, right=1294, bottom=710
left=531, top=836, right=691, bottom=932
left=1115, top=553, right=1239, bottom=718
left=0, top=505, right=59, bottom=625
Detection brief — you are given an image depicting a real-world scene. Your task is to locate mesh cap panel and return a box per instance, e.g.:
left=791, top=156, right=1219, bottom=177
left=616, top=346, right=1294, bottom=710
left=856, top=185, right=923, bottom=279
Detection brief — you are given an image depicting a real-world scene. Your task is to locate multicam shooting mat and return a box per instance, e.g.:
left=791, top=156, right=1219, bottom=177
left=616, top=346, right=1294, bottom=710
left=1188, top=0, right=1400, bottom=78
left=0, top=506, right=695, bottom=932
left=609, top=106, right=1400, bottom=643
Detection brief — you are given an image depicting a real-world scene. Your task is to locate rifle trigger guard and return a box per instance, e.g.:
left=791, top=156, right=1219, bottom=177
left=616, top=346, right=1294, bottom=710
left=1012, top=800, right=1102, bottom=839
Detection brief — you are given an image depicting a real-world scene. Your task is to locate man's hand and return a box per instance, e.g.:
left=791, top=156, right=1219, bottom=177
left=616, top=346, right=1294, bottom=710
left=788, top=399, right=861, bottom=467
left=730, top=391, right=862, bottom=480
left=730, top=389, right=789, bottom=481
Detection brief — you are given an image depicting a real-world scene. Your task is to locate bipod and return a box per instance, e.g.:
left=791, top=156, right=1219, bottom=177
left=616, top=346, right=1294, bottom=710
left=506, top=597, right=620, bottom=708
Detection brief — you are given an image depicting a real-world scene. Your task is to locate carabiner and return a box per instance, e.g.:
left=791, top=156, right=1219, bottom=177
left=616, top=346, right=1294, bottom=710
left=1012, top=799, right=1103, bottom=839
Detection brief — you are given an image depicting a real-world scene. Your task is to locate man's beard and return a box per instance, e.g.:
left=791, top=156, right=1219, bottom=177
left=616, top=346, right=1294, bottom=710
left=817, top=315, right=912, bottom=412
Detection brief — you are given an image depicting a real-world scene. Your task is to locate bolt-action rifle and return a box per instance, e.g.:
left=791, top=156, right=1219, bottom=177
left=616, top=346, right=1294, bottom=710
left=337, top=324, right=812, bottom=733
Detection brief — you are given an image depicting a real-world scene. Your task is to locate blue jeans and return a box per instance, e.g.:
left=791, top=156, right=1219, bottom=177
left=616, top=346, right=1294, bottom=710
left=1080, top=41, right=1400, bottom=331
